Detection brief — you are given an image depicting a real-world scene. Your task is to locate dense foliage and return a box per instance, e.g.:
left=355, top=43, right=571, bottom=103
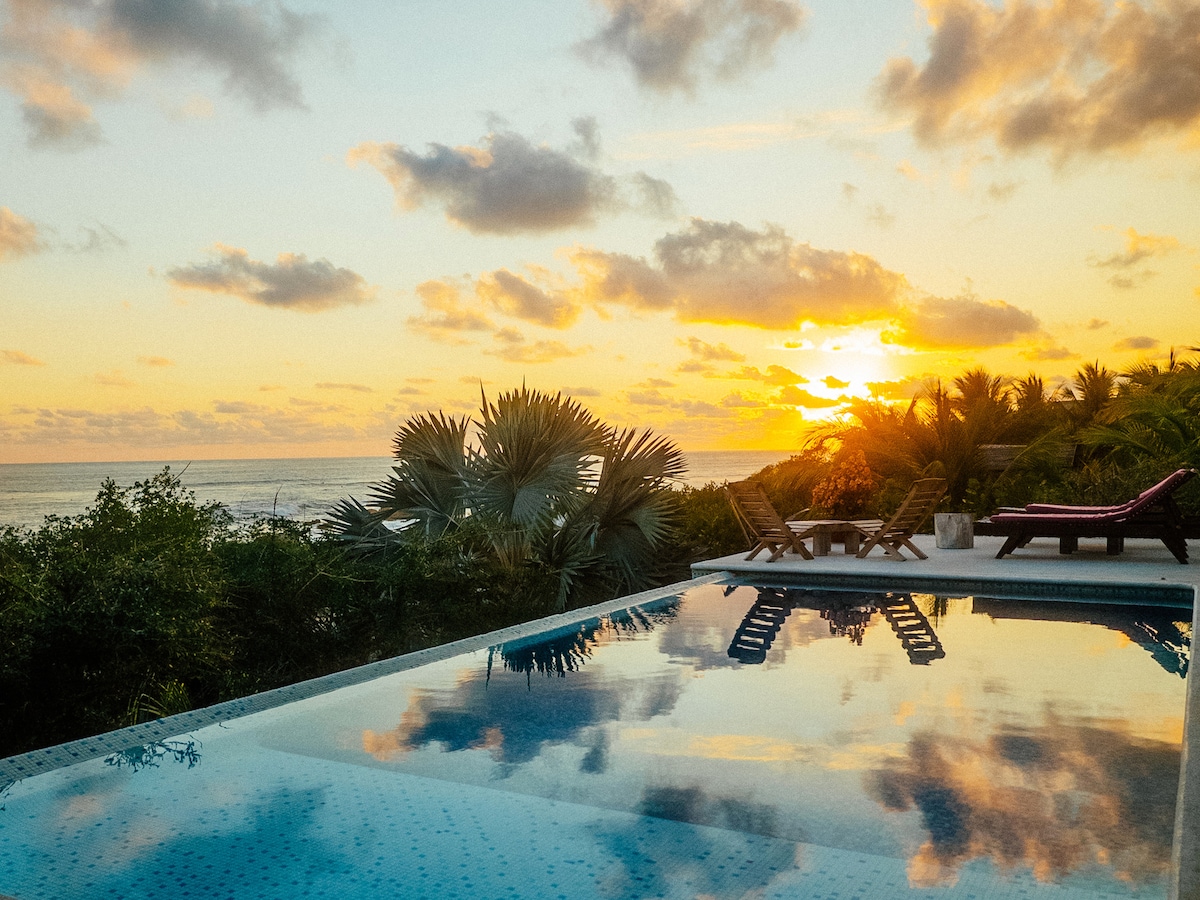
left=672, top=356, right=1200, bottom=558
left=0, top=471, right=560, bottom=758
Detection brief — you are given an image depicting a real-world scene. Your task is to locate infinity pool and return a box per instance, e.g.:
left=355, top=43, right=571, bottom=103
left=0, top=579, right=1189, bottom=898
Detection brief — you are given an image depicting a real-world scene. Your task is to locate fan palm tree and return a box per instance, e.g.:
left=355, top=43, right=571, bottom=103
left=327, top=386, right=685, bottom=607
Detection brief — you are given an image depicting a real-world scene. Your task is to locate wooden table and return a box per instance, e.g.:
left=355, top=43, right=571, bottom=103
left=787, top=519, right=883, bottom=556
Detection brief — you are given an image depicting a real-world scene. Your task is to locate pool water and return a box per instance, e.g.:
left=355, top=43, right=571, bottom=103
left=0, top=580, right=1189, bottom=899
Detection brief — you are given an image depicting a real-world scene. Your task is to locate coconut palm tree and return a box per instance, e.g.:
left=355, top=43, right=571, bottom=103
left=1067, top=361, right=1119, bottom=427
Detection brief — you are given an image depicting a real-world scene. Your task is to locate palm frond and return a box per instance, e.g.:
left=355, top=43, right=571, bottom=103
left=321, top=496, right=400, bottom=554
left=370, top=412, right=470, bottom=535
left=471, top=386, right=605, bottom=528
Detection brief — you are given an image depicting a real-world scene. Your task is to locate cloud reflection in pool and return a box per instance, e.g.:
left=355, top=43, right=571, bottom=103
left=349, top=582, right=1186, bottom=892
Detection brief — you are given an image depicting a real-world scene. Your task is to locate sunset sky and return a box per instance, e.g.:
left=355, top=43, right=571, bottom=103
left=2, top=0, right=1199, bottom=463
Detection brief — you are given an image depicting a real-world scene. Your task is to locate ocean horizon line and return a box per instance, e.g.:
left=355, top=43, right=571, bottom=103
left=0, top=448, right=797, bottom=468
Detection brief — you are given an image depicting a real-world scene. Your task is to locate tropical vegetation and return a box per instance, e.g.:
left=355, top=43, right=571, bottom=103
left=0, top=470, right=561, bottom=757
left=324, top=386, right=686, bottom=608
left=674, top=354, right=1200, bottom=561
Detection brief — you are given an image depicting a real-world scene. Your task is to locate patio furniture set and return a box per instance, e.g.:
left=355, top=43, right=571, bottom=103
left=726, top=468, right=1200, bottom=564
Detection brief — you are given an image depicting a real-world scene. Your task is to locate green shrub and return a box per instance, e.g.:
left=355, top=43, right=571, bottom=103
left=0, top=471, right=229, bottom=755
left=0, top=470, right=566, bottom=758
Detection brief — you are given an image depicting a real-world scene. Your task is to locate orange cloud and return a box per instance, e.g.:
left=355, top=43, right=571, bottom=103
left=2, top=348, right=45, bottom=365
left=883, top=293, right=1040, bottom=350
left=93, top=369, right=134, bottom=387
left=725, top=364, right=807, bottom=386
left=1090, top=227, right=1182, bottom=288
left=477, top=268, right=581, bottom=329
left=574, top=219, right=906, bottom=329
left=409, top=220, right=1036, bottom=355
left=409, top=279, right=494, bottom=339
left=877, top=0, right=1200, bottom=160
left=680, top=336, right=746, bottom=362
left=866, top=378, right=922, bottom=400
left=485, top=329, right=591, bottom=363
left=1113, top=335, right=1159, bottom=352
left=1, top=401, right=385, bottom=453
left=315, top=382, right=373, bottom=393
left=0, top=206, right=42, bottom=258
left=775, top=385, right=844, bottom=408
left=1020, top=345, right=1078, bottom=361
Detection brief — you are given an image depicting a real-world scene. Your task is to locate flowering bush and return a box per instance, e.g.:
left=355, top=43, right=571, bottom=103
left=811, top=450, right=875, bottom=517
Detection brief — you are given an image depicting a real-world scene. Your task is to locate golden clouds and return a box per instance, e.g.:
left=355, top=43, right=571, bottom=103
left=407, top=220, right=1042, bottom=361
left=681, top=336, right=745, bottom=362
left=659, top=220, right=905, bottom=327
left=409, top=279, right=494, bottom=337
left=137, top=355, right=173, bottom=367
left=575, top=219, right=907, bottom=329
left=881, top=293, right=1040, bottom=350
left=1, top=400, right=379, bottom=454
left=166, top=245, right=376, bottom=312
left=878, top=0, right=1200, bottom=159
left=1, top=348, right=44, bottom=365
left=1090, top=227, right=1184, bottom=289
left=486, top=330, right=591, bottom=363
left=568, top=246, right=675, bottom=310
left=0, top=206, right=41, bottom=258
left=478, top=269, right=581, bottom=329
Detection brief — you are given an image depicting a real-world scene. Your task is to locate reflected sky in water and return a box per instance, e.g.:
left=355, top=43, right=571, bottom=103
left=1, top=582, right=1189, bottom=898
left=319, top=584, right=1186, bottom=891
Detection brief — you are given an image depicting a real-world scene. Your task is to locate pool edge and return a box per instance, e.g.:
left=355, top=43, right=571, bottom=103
left=0, top=572, right=730, bottom=785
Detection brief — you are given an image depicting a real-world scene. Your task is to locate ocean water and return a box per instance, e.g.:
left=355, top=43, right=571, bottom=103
left=0, top=450, right=791, bottom=530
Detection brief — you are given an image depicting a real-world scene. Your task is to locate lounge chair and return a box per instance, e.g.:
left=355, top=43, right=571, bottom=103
left=726, top=480, right=817, bottom=562
left=975, top=468, right=1197, bottom=563
left=853, top=478, right=948, bottom=560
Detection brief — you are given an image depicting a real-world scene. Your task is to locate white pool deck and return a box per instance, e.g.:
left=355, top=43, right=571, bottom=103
left=692, top=533, right=1200, bottom=900
left=692, top=532, right=1200, bottom=598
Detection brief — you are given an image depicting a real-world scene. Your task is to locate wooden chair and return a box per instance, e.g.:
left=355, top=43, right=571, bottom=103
left=854, top=478, right=947, bottom=560
left=725, top=481, right=816, bottom=562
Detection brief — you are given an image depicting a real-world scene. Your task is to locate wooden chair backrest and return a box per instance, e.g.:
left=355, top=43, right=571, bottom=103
left=726, top=480, right=790, bottom=541
left=878, top=478, right=947, bottom=539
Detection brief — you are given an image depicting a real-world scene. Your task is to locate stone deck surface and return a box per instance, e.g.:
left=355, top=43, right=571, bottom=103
left=693, top=532, right=1200, bottom=598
